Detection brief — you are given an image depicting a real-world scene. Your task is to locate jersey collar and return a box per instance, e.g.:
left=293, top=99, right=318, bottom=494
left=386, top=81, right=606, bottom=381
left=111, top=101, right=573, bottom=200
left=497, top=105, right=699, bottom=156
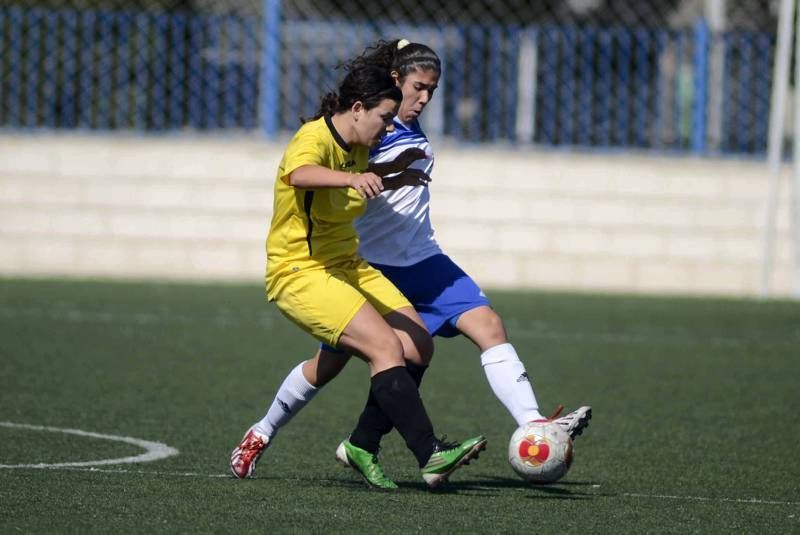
left=392, top=117, right=420, bottom=132
left=324, top=115, right=351, bottom=152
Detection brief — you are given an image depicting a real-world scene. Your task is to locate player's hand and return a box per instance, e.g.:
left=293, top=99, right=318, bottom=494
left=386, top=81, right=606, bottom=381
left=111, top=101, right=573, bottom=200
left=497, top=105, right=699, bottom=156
left=348, top=172, right=384, bottom=199
left=367, top=148, right=427, bottom=177
left=382, top=168, right=432, bottom=190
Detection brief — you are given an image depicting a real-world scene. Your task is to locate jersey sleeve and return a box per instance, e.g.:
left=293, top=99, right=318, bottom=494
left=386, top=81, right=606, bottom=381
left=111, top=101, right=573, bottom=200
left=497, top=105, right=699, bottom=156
left=279, top=127, right=330, bottom=184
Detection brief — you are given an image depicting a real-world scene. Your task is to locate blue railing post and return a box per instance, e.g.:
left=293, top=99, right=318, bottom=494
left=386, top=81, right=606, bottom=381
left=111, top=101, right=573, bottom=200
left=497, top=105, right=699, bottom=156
left=259, top=0, right=281, bottom=138
left=7, top=8, right=24, bottom=127
left=691, top=18, right=709, bottom=154
left=25, top=9, right=42, bottom=128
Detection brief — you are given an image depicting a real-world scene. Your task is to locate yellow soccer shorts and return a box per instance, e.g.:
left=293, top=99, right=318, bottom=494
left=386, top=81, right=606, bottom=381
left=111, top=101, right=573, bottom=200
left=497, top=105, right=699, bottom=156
left=269, top=258, right=411, bottom=347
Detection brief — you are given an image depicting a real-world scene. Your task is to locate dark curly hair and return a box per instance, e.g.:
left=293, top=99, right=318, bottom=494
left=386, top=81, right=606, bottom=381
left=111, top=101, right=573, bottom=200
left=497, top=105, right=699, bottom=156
left=305, top=64, right=402, bottom=123
left=346, top=39, right=441, bottom=81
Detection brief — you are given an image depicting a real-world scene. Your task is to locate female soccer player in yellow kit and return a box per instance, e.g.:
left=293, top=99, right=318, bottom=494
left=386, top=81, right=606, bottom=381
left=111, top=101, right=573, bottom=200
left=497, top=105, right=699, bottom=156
left=230, top=64, right=486, bottom=489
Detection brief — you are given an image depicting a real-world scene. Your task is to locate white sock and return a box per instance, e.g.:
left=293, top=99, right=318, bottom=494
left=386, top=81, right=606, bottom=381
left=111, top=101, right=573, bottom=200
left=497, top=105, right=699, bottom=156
left=253, top=362, right=318, bottom=439
left=480, top=343, right=543, bottom=425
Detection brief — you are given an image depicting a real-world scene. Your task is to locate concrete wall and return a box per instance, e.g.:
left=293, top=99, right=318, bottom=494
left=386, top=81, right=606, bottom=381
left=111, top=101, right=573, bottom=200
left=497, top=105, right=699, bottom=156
left=0, top=133, right=795, bottom=298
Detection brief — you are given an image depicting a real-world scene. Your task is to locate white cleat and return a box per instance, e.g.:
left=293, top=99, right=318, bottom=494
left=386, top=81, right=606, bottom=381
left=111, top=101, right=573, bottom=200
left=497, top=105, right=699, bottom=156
left=536, top=405, right=592, bottom=440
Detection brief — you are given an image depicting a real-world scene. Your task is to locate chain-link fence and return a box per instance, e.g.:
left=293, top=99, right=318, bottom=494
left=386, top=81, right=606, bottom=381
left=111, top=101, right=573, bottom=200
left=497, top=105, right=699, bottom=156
left=0, top=0, right=785, bottom=155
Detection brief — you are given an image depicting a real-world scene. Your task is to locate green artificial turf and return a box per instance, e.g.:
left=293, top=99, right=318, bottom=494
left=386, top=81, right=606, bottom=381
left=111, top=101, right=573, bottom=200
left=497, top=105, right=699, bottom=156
left=1, top=278, right=798, bottom=532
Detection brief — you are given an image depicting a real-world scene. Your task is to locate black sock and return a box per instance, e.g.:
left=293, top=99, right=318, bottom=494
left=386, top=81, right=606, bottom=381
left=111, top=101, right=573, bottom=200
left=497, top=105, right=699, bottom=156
left=406, top=361, right=428, bottom=386
left=349, top=363, right=428, bottom=454
left=367, top=366, right=435, bottom=467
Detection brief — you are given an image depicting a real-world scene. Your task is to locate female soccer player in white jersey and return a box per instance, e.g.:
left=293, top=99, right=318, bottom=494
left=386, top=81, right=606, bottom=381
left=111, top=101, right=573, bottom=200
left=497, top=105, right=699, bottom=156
left=229, top=63, right=486, bottom=488
left=230, top=40, right=590, bottom=490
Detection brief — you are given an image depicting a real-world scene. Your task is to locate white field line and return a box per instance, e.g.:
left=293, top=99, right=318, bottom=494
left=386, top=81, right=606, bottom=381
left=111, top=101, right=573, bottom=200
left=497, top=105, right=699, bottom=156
left=1, top=462, right=798, bottom=507
left=621, top=492, right=800, bottom=507
left=0, top=465, right=230, bottom=478
left=3, top=304, right=799, bottom=349
left=0, top=422, right=179, bottom=468
left=503, top=319, right=800, bottom=349
left=0, top=304, right=275, bottom=329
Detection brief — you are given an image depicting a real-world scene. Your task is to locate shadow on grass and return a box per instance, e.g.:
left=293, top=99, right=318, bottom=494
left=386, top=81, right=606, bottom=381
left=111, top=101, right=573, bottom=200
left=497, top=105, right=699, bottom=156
left=396, top=476, right=603, bottom=498
left=256, top=472, right=604, bottom=498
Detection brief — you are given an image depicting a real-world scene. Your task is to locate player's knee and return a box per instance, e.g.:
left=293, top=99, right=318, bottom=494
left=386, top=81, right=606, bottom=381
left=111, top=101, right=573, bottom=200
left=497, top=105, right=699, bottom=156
left=397, top=328, right=433, bottom=366
left=482, top=310, right=507, bottom=343
left=371, top=331, right=405, bottom=365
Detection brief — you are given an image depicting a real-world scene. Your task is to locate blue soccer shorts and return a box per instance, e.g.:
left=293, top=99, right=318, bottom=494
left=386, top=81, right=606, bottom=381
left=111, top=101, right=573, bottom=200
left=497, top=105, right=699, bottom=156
left=321, top=254, right=490, bottom=353
left=375, top=254, right=491, bottom=338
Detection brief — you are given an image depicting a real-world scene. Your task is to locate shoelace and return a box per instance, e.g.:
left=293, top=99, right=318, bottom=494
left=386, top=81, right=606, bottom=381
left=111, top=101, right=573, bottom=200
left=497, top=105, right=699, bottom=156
left=433, top=435, right=459, bottom=452
left=548, top=404, right=565, bottom=420
left=241, top=436, right=265, bottom=457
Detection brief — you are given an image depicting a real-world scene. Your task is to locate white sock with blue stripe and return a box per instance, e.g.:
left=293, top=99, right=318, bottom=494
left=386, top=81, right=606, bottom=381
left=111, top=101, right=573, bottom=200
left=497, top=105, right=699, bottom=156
left=480, top=343, right=543, bottom=425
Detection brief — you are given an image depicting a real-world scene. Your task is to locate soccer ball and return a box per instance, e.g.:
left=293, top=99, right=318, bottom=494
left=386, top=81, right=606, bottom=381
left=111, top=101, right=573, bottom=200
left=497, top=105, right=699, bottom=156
left=508, top=421, right=573, bottom=483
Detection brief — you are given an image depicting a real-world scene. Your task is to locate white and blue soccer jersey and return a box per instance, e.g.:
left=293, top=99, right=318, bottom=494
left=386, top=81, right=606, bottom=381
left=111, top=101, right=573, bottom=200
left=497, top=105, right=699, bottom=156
left=355, top=118, right=442, bottom=266
left=349, top=117, right=489, bottom=338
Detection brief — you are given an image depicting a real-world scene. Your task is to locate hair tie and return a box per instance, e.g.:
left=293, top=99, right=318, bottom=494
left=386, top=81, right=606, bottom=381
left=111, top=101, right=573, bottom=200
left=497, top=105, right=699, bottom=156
left=397, top=39, right=410, bottom=50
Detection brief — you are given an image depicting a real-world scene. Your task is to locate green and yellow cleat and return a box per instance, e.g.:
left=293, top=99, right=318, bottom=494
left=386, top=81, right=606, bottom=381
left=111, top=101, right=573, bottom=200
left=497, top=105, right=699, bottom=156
left=421, top=435, right=487, bottom=488
left=335, top=440, right=398, bottom=490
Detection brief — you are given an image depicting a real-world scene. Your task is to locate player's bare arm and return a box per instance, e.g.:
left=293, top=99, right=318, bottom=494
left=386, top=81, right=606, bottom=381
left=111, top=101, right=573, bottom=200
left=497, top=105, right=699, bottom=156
left=289, top=165, right=384, bottom=199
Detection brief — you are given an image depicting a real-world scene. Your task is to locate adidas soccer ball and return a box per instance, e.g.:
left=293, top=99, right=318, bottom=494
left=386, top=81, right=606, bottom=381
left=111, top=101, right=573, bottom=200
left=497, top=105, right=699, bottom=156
left=508, top=421, right=573, bottom=483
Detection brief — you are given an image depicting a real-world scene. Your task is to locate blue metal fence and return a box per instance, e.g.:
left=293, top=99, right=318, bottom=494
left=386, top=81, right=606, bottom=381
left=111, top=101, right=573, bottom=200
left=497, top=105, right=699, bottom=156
left=0, top=7, right=261, bottom=131
left=0, top=6, right=776, bottom=155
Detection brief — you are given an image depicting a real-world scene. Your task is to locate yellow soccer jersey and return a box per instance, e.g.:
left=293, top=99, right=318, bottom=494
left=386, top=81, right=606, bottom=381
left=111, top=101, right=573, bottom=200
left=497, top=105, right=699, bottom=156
left=266, top=115, right=369, bottom=299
